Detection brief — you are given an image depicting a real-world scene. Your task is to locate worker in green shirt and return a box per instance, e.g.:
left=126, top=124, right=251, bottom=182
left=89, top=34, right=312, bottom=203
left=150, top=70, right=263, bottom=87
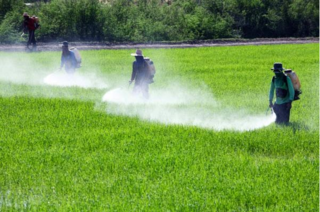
left=269, top=63, right=295, bottom=125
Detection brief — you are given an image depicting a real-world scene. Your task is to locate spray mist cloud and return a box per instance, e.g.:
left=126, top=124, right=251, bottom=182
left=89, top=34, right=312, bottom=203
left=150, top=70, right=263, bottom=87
left=102, top=84, right=275, bottom=131
left=43, top=72, right=108, bottom=89
left=0, top=54, right=109, bottom=90
left=0, top=53, right=275, bottom=131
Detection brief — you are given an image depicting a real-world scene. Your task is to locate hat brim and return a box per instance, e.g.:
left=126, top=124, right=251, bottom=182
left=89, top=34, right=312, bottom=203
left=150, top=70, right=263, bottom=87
left=131, top=53, right=143, bottom=56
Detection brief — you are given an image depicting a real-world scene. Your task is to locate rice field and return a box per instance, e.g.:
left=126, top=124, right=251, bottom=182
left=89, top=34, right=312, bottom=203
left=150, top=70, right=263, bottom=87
left=0, top=43, right=318, bottom=211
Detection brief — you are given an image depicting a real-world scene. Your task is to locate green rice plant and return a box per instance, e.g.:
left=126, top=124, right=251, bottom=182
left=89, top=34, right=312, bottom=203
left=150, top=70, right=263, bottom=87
left=0, top=43, right=318, bottom=211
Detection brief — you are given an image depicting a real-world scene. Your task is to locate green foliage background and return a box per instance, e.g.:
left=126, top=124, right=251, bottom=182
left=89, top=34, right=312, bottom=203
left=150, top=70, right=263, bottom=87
left=0, top=0, right=318, bottom=43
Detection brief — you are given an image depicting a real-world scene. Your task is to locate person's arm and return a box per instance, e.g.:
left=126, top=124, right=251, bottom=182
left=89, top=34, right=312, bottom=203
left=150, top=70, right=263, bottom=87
left=23, top=20, right=28, bottom=33
left=269, top=78, right=275, bottom=107
left=286, top=76, right=295, bottom=101
left=130, top=62, right=137, bottom=83
left=60, top=54, right=65, bottom=69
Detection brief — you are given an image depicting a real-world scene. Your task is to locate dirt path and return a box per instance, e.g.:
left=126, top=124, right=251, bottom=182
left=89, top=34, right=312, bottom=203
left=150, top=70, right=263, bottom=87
left=0, top=37, right=318, bottom=52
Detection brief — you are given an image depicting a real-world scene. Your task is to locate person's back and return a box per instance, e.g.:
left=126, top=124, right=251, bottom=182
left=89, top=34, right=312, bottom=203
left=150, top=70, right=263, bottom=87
left=133, top=56, right=148, bottom=84
left=26, top=17, right=36, bottom=31
left=62, top=51, right=76, bottom=69
left=60, top=41, right=77, bottom=74
left=130, top=49, right=150, bottom=99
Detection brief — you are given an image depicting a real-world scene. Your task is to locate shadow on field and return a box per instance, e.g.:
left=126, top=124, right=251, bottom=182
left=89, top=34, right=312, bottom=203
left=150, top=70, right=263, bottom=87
left=287, top=122, right=311, bottom=132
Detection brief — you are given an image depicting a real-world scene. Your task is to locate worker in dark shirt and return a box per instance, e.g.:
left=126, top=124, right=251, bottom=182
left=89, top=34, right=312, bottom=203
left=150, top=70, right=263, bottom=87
left=269, top=63, right=295, bottom=125
left=129, top=49, right=150, bottom=99
left=59, top=41, right=77, bottom=74
left=23, top=12, right=37, bottom=51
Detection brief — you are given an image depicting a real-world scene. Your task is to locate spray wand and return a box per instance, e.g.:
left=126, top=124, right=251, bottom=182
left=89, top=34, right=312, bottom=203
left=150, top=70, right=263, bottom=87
left=128, top=80, right=133, bottom=89
left=265, top=106, right=273, bottom=115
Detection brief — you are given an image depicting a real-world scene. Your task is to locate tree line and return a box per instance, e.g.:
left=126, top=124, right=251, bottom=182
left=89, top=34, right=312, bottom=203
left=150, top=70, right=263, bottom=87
left=0, top=0, right=318, bottom=43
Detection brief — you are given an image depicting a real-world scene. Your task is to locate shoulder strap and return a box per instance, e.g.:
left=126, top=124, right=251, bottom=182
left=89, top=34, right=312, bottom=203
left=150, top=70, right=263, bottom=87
left=272, top=76, right=275, bottom=83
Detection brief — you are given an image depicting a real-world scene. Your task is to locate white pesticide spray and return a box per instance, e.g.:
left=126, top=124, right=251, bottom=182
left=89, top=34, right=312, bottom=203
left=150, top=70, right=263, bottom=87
left=0, top=53, right=109, bottom=96
left=103, top=83, right=217, bottom=106
left=43, top=71, right=108, bottom=89
left=0, top=54, right=47, bottom=86
left=0, top=52, right=275, bottom=131
left=102, top=84, right=275, bottom=131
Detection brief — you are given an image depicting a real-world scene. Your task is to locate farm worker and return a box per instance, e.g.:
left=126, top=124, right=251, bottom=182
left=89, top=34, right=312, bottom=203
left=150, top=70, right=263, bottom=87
left=129, top=49, right=150, bottom=99
left=22, top=12, right=37, bottom=51
left=269, top=63, right=295, bottom=125
left=59, top=41, right=77, bottom=74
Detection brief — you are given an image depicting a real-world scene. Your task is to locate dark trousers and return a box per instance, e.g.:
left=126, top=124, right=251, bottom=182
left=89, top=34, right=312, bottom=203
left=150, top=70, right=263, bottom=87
left=27, top=30, right=36, bottom=48
left=65, top=67, right=76, bottom=75
left=273, top=103, right=291, bottom=124
left=133, top=82, right=149, bottom=99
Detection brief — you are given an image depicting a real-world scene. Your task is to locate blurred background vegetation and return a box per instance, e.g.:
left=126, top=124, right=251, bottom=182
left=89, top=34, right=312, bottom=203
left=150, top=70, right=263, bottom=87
left=0, top=0, right=318, bottom=43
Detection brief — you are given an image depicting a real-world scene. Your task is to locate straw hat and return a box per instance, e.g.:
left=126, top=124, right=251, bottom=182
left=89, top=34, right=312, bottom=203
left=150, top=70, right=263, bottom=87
left=131, top=49, right=143, bottom=56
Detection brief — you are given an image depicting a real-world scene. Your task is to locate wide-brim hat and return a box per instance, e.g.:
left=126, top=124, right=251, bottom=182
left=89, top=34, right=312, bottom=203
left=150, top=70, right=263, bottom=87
left=271, top=62, right=285, bottom=71
left=131, top=49, right=143, bottom=56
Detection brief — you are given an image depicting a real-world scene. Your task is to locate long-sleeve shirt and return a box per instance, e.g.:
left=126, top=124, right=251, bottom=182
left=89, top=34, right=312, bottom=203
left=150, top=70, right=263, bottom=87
left=60, top=51, right=77, bottom=70
left=131, top=57, right=148, bottom=85
left=269, top=73, right=295, bottom=104
left=24, top=17, right=36, bottom=31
